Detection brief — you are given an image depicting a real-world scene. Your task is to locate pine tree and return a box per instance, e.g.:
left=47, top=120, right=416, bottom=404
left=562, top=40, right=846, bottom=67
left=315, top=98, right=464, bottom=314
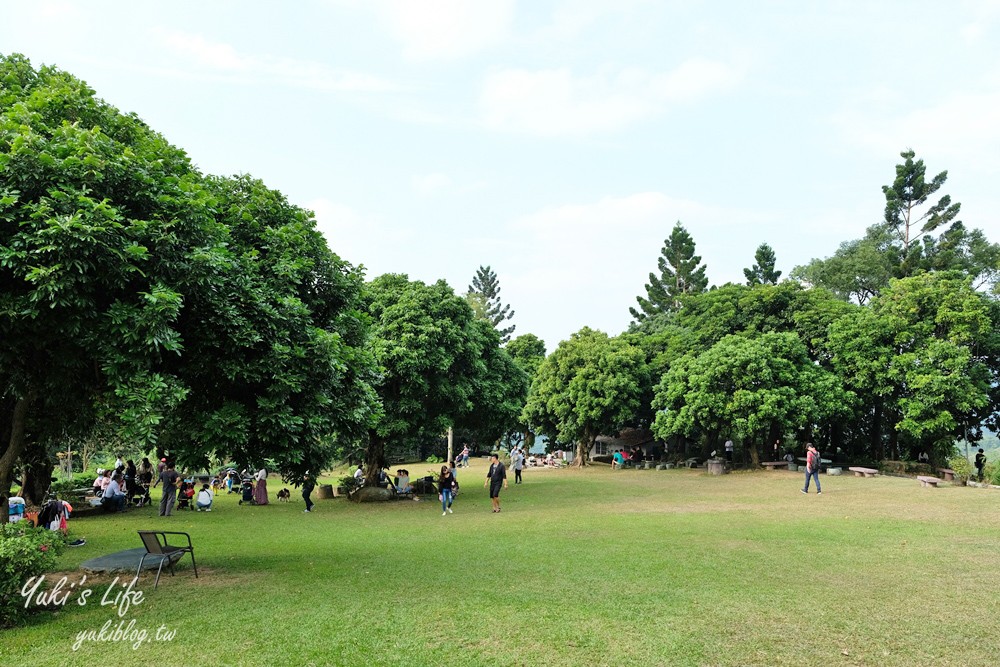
left=882, top=149, right=961, bottom=274
left=468, top=265, right=515, bottom=344
left=630, top=222, right=708, bottom=322
left=744, top=243, right=782, bottom=285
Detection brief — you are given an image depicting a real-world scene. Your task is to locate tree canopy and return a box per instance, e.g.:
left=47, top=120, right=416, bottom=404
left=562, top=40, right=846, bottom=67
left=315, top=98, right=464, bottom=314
left=522, top=328, right=647, bottom=466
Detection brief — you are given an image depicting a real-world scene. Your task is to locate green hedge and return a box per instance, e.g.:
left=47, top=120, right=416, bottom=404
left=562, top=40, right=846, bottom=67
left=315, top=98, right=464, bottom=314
left=0, top=523, right=65, bottom=627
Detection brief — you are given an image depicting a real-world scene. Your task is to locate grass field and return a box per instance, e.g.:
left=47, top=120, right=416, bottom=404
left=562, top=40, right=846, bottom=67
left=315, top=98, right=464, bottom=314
left=3, top=460, right=999, bottom=667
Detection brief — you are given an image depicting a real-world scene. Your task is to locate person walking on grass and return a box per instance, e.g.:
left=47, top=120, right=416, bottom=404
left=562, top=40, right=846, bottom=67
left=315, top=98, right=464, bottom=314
left=302, top=471, right=315, bottom=513
left=485, top=453, right=508, bottom=513
left=801, top=443, right=822, bottom=495
left=438, top=465, right=458, bottom=516
left=513, top=447, right=524, bottom=484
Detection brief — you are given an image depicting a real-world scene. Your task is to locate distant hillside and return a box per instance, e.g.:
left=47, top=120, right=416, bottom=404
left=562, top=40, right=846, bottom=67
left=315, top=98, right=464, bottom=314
left=957, top=430, right=999, bottom=462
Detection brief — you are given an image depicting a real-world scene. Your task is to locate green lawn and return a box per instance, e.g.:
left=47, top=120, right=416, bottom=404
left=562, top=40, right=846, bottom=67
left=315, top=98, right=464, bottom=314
left=3, top=461, right=999, bottom=666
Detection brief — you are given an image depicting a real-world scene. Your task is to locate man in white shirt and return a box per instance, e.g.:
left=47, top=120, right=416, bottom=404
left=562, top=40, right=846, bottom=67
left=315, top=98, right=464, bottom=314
left=353, top=465, right=364, bottom=483
left=102, top=473, right=126, bottom=512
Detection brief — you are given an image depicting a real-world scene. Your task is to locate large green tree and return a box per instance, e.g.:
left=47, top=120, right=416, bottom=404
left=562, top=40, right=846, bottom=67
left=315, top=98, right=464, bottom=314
left=0, top=54, right=221, bottom=512
left=503, top=333, right=547, bottom=448
left=827, top=272, right=1000, bottom=460
left=362, top=274, right=510, bottom=481
left=467, top=265, right=515, bottom=344
left=153, top=175, right=378, bottom=479
left=522, top=328, right=647, bottom=466
left=630, top=221, right=708, bottom=322
left=652, top=332, right=853, bottom=466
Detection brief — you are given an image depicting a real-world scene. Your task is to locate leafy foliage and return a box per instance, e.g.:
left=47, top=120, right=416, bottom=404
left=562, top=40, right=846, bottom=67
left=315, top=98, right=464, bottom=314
left=522, top=328, right=647, bottom=465
left=0, top=523, right=65, bottom=626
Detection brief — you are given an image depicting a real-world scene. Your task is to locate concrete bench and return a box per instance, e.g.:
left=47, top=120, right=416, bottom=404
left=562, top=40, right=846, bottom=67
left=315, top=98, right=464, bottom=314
left=762, top=461, right=788, bottom=470
left=848, top=467, right=878, bottom=478
left=917, top=475, right=940, bottom=488
left=937, top=468, right=956, bottom=482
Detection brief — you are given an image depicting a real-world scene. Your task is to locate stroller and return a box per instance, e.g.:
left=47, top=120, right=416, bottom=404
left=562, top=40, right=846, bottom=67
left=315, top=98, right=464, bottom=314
left=128, top=478, right=152, bottom=508
left=238, top=479, right=256, bottom=505
left=176, top=481, right=196, bottom=511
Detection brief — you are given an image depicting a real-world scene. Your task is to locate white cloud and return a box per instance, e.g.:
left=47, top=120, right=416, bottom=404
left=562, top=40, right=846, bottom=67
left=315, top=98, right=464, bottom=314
left=480, top=60, right=740, bottom=136
left=412, top=172, right=453, bottom=196
left=377, top=0, right=515, bottom=61
left=833, top=89, right=1000, bottom=166
left=159, top=31, right=401, bottom=93
left=304, top=198, right=416, bottom=270
left=502, top=192, right=769, bottom=346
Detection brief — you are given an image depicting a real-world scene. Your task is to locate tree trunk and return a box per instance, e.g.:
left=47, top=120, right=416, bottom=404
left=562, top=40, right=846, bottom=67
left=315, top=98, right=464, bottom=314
left=870, top=400, right=883, bottom=461
left=748, top=440, right=761, bottom=468
left=364, top=431, right=386, bottom=486
left=573, top=431, right=591, bottom=467
left=20, top=439, right=53, bottom=506
left=1, top=392, right=35, bottom=523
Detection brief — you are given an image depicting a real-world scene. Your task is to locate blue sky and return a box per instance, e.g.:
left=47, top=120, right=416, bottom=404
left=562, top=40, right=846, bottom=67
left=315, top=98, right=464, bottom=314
left=3, top=1, right=999, bottom=350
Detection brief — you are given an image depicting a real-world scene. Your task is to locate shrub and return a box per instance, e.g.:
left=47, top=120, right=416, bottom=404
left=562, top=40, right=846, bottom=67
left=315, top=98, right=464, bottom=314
left=338, top=475, right=361, bottom=494
left=425, top=455, right=443, bottom=464
left=0, top=523, right=66, bottom=627
left=948, top=456, right=973, bottom=484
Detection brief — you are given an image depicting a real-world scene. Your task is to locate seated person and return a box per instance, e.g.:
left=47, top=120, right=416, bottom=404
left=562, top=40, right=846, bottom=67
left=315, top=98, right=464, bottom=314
left=783, top=451, right=795, bottom=463
left=177, top=482, right=196, bottom=510
left=612, top=450, right=624, bottom=468
left=395, top=469, right=413, bottom=494
left=353, top=465, right=364, bottom=484
left=102, top=473, right=127, bottom=512
left=92, top=469, right=104, bottom=496
left=917, top=450, right=930, bottom=464
left=196, top=484, right=214, bottom=511
left=377, top=467, right=392, bottom=489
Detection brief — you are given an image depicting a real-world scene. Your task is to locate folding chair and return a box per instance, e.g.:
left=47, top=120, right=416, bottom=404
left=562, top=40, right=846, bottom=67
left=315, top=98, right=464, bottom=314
left=136, top=530, right=199, bottom=589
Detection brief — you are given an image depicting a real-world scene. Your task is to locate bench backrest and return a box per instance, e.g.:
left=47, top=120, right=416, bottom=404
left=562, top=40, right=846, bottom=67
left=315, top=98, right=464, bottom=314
left=138, top=531, right=165, bottom=554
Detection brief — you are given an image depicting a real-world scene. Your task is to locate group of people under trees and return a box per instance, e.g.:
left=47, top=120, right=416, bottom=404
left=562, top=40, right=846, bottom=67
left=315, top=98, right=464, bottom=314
left=611, top=446, right=646, bottom=469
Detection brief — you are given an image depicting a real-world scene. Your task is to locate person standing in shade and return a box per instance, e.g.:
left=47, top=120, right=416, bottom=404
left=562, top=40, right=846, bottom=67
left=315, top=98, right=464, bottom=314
left=772, top=439, right=781, bottom=463
left=513, top=448, right=525, bottom=484
left=157, top=461, right=180, bottom=516
left=484, top=453, right=508, bottom=513
left=724, top=439, right=734, bottom=463
left=801, top=443, right=822, bottom=495
left=254, top=467, right=269, bottom=505
left=302, top=471, right=315, bottom=513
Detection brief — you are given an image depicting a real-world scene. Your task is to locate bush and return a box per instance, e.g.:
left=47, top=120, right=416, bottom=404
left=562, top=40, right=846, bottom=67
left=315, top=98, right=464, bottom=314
left=0, top=523, right=65, bottom=627
left=948, top=456, right=973, bottom=484
left=425, top=455, right=443, bottom=464
left=338, top=475, right=361, bottom=494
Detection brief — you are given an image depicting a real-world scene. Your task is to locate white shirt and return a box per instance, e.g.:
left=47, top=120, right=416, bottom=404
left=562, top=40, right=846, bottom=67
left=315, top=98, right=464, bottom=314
left=104, top=479, right=122, bottom=498
left=724, top=440, right=734, bottom=451
left=354, top=468, right=363, bottom=480
left=256, top=469, right=267, bottom=481
left=197, top=489, right=213, bottom=505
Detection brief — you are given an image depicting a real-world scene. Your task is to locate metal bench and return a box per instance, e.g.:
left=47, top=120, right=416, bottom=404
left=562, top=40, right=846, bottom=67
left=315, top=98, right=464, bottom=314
left=136, top=531, right=198, bottom=589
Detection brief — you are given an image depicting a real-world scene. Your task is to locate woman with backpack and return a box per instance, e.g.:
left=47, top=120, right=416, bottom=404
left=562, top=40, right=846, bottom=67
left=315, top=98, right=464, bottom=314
left=801, top=443, right=822, bottom=495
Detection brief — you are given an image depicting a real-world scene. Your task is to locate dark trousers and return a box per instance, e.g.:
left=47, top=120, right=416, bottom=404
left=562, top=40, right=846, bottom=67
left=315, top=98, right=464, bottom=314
left=515, top=468, right=522, bottom=483
left=303, top=490, right=313, bottom=511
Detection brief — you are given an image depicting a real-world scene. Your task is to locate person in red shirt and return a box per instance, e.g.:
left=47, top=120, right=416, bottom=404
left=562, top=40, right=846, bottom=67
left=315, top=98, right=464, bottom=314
left=801, top=443, right=822, bottom=495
